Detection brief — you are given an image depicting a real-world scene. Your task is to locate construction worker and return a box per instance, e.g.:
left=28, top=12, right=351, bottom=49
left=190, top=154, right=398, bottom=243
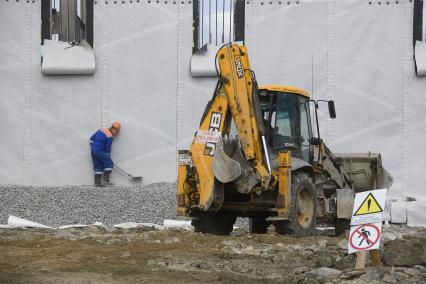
left=90, top=122, right=121, bottom=187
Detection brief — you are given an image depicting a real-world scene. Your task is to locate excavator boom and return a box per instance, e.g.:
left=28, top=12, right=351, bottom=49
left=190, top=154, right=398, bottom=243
left=178, top=43, right=271, bottom=212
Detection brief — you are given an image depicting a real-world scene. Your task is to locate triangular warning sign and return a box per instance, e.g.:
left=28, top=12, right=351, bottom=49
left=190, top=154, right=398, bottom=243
left=354, top=193, right=383, bottom=216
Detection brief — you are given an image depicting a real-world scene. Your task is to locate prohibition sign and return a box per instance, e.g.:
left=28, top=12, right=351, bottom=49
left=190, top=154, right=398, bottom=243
left=349, top=224, right=380, bottom=251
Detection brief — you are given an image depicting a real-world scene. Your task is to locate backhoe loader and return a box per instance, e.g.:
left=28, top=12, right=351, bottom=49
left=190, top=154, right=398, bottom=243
left=177, top=43, right=392, bottom=236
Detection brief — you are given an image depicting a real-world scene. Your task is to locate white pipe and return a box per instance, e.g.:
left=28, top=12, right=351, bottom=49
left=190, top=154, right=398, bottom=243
left=163, top=219, right=192, bottom=230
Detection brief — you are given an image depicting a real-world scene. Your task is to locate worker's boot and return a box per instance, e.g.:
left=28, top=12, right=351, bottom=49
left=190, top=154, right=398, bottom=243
left=94, top=174, right=104, bottom=187
left=102, top=171, right=114, bottom=187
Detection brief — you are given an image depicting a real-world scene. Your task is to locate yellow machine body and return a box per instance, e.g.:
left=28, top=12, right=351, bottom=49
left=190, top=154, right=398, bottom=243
left=177, top=43, right=391, bottom=236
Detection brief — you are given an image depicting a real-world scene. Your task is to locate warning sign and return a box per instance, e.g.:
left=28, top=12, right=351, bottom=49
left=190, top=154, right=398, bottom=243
left=348, top=223, right=382, bottom=254
left=354, top=193, right=383, bottom=216
left=351, top=189, right=387, bottom=226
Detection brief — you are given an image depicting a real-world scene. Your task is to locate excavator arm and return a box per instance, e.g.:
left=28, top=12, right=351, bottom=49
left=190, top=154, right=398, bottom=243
left=177, top=43, right=272, bottom=213
left=216, top=44, right=271, bottom=186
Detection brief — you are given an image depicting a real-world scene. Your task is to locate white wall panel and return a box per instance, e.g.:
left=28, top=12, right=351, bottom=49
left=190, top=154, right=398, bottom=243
left=329, top=0, right=405, bottom=199
left=403, top=2, right=426, bottom=225
left=1, top=0, right=425, bottom=225
left=95, top=2, right=179, bottom=184
left=246, top=0, right=426, bottom=225
left=245, top=0, right=330, bottom=143
left=245, top=0, right=328, bottom=93
left=0, top=0, right=186, bottom=185
left=0, top=1, right=27, bottom=184
left=177, top=2, right=217, bottom=151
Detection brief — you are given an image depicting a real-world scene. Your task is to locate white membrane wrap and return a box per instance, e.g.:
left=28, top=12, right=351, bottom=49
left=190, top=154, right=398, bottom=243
left=0, top=216, right=191, bottom=231
left=1, top=1, right=426, bottom=225
left=190, top=44, right=221, bottom=77
left=415, top=40, right=426, bottom=76
left=41, top=39, right=96, bottom=75
left=0, top=1, right=185, bottom=185
left=245, top=0, right=426, bottom=225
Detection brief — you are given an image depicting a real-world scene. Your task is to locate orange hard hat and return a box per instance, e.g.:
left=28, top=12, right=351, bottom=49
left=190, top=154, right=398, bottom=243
left=111, top=121, right=121, bottom=131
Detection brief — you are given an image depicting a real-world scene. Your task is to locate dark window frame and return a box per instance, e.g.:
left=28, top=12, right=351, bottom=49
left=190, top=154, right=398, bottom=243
left=41, top=0, right=94, bottom=47
left=413, top=0, right=423, bottom=46
left=192, top=0, right=245, bottom=54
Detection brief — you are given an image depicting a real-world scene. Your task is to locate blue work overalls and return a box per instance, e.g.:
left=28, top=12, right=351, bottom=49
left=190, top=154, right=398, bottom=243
left=90, top=128, right=114, bottom=174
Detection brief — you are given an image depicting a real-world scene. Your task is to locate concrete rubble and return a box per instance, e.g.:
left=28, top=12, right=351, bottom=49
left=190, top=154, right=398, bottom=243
left=0, top=185, right=425, bottom=283
left=0, top=223, right=424, bottom=283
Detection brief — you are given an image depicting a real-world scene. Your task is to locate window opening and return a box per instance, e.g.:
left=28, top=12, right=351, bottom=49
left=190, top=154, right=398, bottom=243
left=193, top=0, right=245, bottom=53
left=265, top=93, right=311, bottom=162
left=413, top=0, right=425, bottom=45
left=41, top=0, right=94, bottom=46
left=414, top=0, right=426, bottom=76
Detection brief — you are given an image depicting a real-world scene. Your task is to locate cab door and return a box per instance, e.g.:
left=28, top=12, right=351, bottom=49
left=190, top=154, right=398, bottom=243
left=298, top=96, right=314, bottom=163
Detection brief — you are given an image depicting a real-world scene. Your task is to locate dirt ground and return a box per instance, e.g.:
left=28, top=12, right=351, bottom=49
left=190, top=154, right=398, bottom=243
left=0, top=226, right=425, bottom=284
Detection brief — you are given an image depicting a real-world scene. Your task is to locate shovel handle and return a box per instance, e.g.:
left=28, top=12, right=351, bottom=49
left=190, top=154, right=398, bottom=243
left=114, top=165, right=130, bottom=176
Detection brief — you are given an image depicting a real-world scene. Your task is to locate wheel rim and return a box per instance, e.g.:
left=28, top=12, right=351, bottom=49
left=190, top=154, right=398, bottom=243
left=296, top=187, right=314, bottom=228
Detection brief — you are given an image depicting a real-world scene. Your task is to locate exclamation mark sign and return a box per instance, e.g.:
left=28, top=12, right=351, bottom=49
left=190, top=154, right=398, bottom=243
left=367, top=198, right=371, bottom=211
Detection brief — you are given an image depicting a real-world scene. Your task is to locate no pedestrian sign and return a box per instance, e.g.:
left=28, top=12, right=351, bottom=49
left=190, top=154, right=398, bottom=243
left=348, top=223, right=382, bottom=254
left=351, top=189, right=387, bottom=226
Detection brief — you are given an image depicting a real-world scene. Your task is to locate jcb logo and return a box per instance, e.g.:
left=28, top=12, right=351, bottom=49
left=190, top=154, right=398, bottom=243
left=235, top=56, right=244, bottom=79
left=204, top=142, right=216, bottom=156
left=204, top=112, right=222, bottom=156
left=209, top=112, right=222, bottom=132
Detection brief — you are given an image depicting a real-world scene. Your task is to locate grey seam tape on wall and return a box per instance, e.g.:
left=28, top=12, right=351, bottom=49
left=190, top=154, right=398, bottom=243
left=401, top=0, right=412, bottom=200
left=246, top=1, right=301, bottom=6
left=1, top=0, right=39, bottom=4
left=245, top=0, right=403, bottom=6
left=177, top=1, right=183, bottom=150
left=101, top=5, right=110, bottom=127
left=23, top=3, right=33, bottom=184
left=93, top=0, right=191, bottom=4
left=326, top=0, right=336, bottom=143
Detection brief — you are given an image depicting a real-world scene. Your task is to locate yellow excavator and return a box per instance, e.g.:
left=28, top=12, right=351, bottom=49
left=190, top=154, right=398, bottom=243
left=177, top=43, right=392, bottom=236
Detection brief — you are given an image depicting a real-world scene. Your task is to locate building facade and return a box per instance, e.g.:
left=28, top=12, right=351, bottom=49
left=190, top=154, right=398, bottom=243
left=1, top=0, right=425, bottom=225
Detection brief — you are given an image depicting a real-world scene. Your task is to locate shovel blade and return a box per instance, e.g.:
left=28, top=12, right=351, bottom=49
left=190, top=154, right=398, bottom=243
left=212, top=139, right=241, bottom=183
left=130, top=176, right=143, bottom=181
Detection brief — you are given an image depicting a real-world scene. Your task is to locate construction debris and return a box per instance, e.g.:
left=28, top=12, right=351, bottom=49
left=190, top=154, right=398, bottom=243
left=0, top=184, right=424, bottom=283
left=0, top=225, right=424, bottom=283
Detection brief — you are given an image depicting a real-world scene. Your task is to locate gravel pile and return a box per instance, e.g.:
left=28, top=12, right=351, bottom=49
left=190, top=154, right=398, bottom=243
left=0, top=183, right=177, bottom=227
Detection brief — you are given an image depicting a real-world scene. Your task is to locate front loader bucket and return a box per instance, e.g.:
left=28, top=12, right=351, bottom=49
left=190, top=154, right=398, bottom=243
left=334, top=153, right=393, bottom=192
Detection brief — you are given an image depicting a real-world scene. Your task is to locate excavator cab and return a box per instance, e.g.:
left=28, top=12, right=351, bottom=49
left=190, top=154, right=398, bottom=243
left=259, top=86, right=313, bottom=165
left=258, top=85, right=337, bottom=167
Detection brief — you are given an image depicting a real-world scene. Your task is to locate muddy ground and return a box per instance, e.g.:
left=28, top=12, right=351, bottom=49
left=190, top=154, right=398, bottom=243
left=0, top=225, right=425, bottom=283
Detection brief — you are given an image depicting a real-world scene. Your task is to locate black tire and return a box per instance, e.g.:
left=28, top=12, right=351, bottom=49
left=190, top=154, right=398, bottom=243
left=275, top=172, right=317, bottom=237
left=192, top=211, right=236, bottom=236
left=335, top=218, right=350, bottom=236
left=249, top=217, right=268, bottom=234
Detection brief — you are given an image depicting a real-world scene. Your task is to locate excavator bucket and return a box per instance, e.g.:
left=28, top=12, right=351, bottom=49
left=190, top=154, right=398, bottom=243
left=212, top=138, right=242, bottom=183
left=334, top=153, right=393, bottom=191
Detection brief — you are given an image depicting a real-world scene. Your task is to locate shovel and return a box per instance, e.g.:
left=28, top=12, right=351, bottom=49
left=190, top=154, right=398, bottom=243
left=114, top=165, right=143, bottom=181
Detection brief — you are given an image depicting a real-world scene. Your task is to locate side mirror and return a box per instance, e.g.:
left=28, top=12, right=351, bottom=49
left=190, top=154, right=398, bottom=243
left=328, top=100, right=336, bottom=119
